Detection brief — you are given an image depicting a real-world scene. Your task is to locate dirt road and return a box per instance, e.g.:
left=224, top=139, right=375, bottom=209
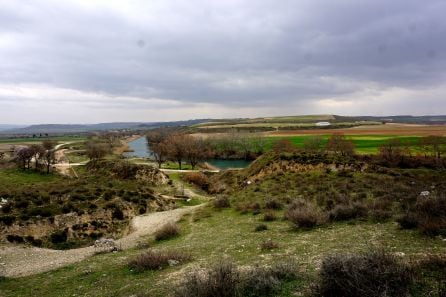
left=0, top=205, right=202, bottom=278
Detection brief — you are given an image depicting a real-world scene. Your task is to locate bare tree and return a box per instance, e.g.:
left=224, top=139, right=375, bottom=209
left=146, top=130, right=169, bottom=168
left=15, top=147, right=33, bottom=169
left=165, top=134, right=188, bottom=169
left=302, top=136, right=325, bottom=153
left=30, top=144, right=45, bottom=170
left=420, top=136, right=446, bottom=159
left=378, top=138, right=404, bottom=164
left=184, top=136, right=212, bottom=169
left=272, top=138, right=296, bottom=153
left=85, top=140, right=109, bottom=161
left=42, top=140, right=57, bottom=174
left=326, top=133, right=355, bottom=156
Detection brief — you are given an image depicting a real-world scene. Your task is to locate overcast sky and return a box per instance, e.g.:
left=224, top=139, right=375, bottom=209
left=1, top=0, right=446, bottom=124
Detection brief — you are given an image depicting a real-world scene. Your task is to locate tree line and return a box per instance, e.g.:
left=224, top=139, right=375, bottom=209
left=273, top=133, right=446, bottom=165
left=146, top=130, right=269, bottom=169
left=12, top=140, right=58, bottom=173
left=147, top=131, right=213, bottom=169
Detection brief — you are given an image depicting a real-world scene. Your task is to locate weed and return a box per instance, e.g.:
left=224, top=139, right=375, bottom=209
left=255, top=224, right=268, bottom=232
left=316, top=249, right=413, bottom=297
left=155, top=222, right=180, bottom=241
left=285, top=199, right=326, bottom=229
left=128, top=249, right=191, bottom=272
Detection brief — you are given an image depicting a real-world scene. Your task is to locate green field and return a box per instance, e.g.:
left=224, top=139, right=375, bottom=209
left=0, top=135, right=86, bottom=144
left=0, top=168, right=62, bottom=187
left=263, top=135, right=422, bottom=154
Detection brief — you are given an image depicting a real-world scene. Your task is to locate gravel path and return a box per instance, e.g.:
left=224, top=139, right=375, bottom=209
left=0, top=205, right=202, bottom=278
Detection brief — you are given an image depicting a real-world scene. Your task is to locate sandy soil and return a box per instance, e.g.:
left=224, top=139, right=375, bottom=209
left=0, top=205, right=202, bottom=278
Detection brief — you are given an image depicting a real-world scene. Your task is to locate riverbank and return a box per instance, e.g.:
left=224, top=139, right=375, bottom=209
left=114, top=135, right=143, bottom=155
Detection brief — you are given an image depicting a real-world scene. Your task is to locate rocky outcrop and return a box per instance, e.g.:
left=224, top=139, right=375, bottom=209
left=135, top=168, right=169, bottom=185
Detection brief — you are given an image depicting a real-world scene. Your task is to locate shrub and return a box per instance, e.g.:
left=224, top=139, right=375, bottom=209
left=316, top=249, right=413, bottom=297
left=397, top=213, right=418, bottom=229
left=260, top=240, right=279, bottom=251
left=155, top=222, right=180, bottom=241
left=213, top=196, right=230, bottom=209
left=112, top=208, right=125, bottom=220
left=328, top=202, right=368, bottom=221
left=50, top=229, right=68, bottom=244
left=183, top=172, right=210, bottom=190
left=285, top=199, right=326, bottom=229
left=0, top=215, right=15, bottom=226
left=262, top=212, right=277, bottom=222
left=264, top=199, right=283, bottom=210
left=6, top=234, right=24, bottom=243
left=174, top=261, right=239, bottom=297
left=128, top=249, right=191, bottom=272
left=255, top=224, right=268, bottom=232
left=174, top=261, right=299, bottom=297
left=408, top=254, right=446, bottom=296
left=415, top=196, right=446, bottom=236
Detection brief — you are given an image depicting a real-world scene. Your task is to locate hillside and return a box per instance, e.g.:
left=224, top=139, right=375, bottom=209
left=0, top=120, right=212, bottom=135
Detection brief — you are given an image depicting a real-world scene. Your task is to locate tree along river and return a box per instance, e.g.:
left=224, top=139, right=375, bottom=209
left=124, top=136, right=251, bottom=169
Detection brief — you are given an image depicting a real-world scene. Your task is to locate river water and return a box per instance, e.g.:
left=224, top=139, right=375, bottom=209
left=124, top=136, right=251, bottom=169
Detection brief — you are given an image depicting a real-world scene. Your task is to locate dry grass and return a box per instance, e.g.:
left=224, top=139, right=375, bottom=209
left=154, top=222, right=180, bottom=241
left=174, top=260, right=299, bottom=297
left=128, top=249, right=191, bottom=272
left=316, top=249, right=413, bottom=297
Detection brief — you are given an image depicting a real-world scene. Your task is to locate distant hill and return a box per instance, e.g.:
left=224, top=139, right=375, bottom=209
left=0, top=124, right=27, bottom=131
left=351, top=115, right=446, bottom=124
left=0, top=120, right=213, bottom=135
left=1, top=115, right=444, bottom=136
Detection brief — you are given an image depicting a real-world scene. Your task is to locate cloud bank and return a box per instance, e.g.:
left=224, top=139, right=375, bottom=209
left=1, top=0, right=445, bottom=123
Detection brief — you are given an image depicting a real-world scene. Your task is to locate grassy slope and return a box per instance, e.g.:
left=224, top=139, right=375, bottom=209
left=0, top=168, right=62, bottom=187
left=1, top=207, right=443, bottom=297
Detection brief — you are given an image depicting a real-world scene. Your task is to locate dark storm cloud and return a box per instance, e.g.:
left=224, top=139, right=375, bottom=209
left=0, top=0, right=445, bottom=123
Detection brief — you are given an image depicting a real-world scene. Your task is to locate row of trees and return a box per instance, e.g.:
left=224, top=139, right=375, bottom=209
left=147, top=130, right=269, bottom=169
left=14, top=140, right=57, bottom=173
left=273, top=134, right=355, bottom=156
left=147, top=131, right=212, bottom=169
left=378, top=136, right=446, bottom=163
left=208, top=132, right=267, bottom=159
left=273, top=133, right=446, bottom=160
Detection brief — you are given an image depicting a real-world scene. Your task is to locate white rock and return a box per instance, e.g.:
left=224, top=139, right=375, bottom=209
left=168, top=259, right=179, bottom=266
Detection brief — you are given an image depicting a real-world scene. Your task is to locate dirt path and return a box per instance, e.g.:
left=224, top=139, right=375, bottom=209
left=0, top=205, right=202, bottom=278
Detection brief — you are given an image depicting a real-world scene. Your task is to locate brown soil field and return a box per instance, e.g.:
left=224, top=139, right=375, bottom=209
left=267, top=124, right=446, bottom=136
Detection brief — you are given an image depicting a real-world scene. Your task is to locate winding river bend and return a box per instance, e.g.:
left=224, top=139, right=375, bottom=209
left=124, top=136, right=251, bottom=169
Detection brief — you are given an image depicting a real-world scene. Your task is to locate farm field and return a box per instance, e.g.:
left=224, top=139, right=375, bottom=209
left=267, top=124, right=446, bottom=136
left=263, top=135, right=422, bottom=154
left=0, top=135, right=86, bottom=144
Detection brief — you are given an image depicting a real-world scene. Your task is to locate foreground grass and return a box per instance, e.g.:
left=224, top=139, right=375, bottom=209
left=0, top=168, right=62, bottom=187
left=1, top=207, right=443, bottom=297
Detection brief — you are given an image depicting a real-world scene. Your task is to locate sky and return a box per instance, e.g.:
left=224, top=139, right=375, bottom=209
left=1, top=0, right=446, bottom=124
